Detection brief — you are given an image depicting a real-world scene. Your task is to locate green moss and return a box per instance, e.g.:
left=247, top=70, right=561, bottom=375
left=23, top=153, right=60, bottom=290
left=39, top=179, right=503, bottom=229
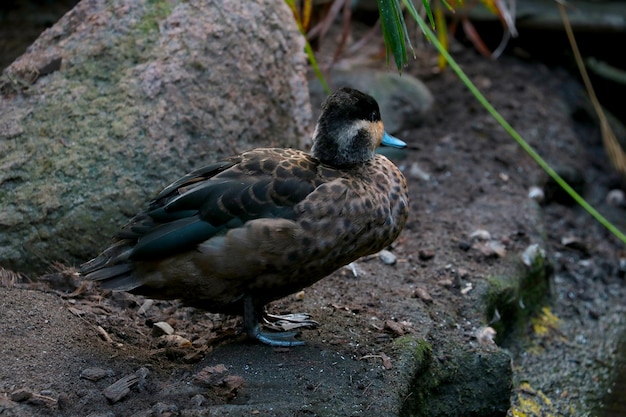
left=393, top=335, right=432, bottom=362
left=137, top=0, right=175, bottom=35
left=484, top=250, right=553, bottom=345
left=399, top=338, right=513, bottom=417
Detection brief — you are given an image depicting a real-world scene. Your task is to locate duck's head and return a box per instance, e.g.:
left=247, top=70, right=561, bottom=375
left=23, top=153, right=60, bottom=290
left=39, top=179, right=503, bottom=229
left=311, top=87, right=406, bottom=167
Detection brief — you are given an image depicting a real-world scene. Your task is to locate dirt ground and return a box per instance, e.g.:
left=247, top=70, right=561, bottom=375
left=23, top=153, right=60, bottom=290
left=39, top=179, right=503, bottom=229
left=1, top=14, right=626, bottom=417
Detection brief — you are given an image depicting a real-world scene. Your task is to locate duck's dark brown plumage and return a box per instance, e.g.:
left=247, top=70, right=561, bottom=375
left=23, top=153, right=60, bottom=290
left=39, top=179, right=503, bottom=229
left=80, top=87, right=410, bottom=346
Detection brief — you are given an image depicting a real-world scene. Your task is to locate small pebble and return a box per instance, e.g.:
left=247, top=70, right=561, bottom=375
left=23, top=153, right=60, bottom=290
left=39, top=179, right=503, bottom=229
left=191, top=394, right=206, bottom=407
left=588, top=308, right=600, bottom=320
left=413, top=287, right=433, bottom=303
left=409, top=162, right=431, bottom=181
left=10, top=388, right=32, bottom=402
left=528, top=186, right=545, bottom=202
left=619, top=256, right=626, bottom=273
left=561, top=236, right=588, bottom=253
left=469, top=229, right=491, bottom=241
left=80, top=367, right=114, bottom=382
left=606, top=189, right=625, bottom=207
left=379, top=249, right=397, bottom=265
left=344, top=262, right=362, bottom=277
left=152, top=321, right=175, bottom=337
left=522, top=244, right=545, bottom=267
left=57, top=392, right=70, bottom=410
left=438, top=278, right=453, bottom=287
left=152, top=402, right=178, bottom=416
left=418, top=249, right=435, bottom=261
left=458, top=241, right=471, bottom=251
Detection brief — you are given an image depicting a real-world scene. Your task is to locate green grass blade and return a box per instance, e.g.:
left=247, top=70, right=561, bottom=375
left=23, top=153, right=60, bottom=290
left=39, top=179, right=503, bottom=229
left=304, top=40, right=330, bottom=94
left=284, top=0, right=330, bottom=94
left=419, top=0, right=436, bottom=29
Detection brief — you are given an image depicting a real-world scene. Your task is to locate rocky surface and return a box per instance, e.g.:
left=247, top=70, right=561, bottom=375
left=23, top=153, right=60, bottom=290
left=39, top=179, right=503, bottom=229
left=1, top=2, right=626, bottom=417
left=0, top=0, right=310, bottom=274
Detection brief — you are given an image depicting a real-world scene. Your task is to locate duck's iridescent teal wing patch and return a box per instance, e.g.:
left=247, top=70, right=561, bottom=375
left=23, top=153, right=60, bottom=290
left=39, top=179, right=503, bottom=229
left=119, top=150, right=319, bottom=261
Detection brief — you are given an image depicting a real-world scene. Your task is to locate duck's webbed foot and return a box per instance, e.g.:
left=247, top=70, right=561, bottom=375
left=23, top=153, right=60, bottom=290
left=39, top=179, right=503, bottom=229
left=243, top=296, right=314, bottom=347
left=248, top=325, right=304, bottom=347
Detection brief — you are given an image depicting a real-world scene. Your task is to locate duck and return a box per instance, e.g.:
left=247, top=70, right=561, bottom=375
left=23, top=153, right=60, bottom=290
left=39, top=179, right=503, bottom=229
left=80, top=87, right=410, bottom=347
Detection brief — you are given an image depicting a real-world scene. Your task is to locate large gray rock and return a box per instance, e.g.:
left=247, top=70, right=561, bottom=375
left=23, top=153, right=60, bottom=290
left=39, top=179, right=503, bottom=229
left=0, top=0, right=310, bottom=274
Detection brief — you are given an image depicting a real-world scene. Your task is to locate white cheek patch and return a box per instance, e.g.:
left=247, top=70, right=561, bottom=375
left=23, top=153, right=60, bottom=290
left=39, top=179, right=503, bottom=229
left=337, top=119, right=381, bottom=148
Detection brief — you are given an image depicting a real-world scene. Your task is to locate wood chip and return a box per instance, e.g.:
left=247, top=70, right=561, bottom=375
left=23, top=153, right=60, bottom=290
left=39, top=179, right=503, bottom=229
left=472, top=240, right=506, bottom=258
left=460, top=282, right=474, bottom=295
left=67, top=307, right=85, bottom=317
left=384, top=320, right=404, bottom=336
left=137, top=299, right=154, bottom=315
left=158, top=334, right=191, bottom=348
left=360, top=353, right=393, bottom=369
left=469, top=229, right=491, bottom=241
left=103, top=368, right=148, bottom=404
left=96, top=325, right=114, bottom=343
left=182, top=347, right=210, bottom=364
left=380, top=353, right=393, bottom=370
left=103, top=374, right=139, bottom=403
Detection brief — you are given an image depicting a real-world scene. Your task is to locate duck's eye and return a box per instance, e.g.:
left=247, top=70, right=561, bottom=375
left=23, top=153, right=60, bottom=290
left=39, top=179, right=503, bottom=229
left=370, top=111, right=378, bottom=122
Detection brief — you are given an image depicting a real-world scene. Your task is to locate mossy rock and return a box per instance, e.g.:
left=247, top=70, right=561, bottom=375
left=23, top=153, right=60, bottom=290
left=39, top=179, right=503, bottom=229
left=394, top=336, right=512, bottom=417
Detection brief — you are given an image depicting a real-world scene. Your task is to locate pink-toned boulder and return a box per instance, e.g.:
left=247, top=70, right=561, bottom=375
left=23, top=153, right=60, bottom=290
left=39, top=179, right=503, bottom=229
left=0, top=0, right=310, bottom=274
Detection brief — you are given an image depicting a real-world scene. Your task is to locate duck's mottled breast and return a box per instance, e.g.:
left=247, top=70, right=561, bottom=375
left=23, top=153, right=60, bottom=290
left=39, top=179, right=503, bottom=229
left=278, top=153, right=409, bottom=287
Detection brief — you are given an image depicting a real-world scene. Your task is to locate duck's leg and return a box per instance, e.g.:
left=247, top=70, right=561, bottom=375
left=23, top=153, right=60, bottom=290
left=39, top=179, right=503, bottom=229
left=243, top=296, right=305, bottom=347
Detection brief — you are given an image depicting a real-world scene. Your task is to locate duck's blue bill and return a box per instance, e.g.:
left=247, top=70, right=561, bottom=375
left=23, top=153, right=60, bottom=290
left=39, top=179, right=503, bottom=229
left=381, top=132, right=407, bottom=149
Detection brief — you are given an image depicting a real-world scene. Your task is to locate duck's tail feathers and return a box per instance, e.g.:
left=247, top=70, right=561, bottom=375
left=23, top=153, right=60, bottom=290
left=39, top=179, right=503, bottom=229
left=79, top=241, right=142, bottom=291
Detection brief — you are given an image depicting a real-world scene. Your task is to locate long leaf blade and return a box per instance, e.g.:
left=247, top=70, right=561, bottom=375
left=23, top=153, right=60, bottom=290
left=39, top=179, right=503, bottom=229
left=378, top=0, right=407, bottom=70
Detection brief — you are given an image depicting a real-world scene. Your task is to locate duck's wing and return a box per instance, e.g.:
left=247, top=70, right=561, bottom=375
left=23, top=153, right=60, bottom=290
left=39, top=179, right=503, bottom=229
left=86, top=150, right=319, bottom=266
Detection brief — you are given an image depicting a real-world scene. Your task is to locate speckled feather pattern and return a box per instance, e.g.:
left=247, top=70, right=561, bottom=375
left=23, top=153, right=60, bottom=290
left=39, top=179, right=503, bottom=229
left=82, top=147, right=408, bottom=313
